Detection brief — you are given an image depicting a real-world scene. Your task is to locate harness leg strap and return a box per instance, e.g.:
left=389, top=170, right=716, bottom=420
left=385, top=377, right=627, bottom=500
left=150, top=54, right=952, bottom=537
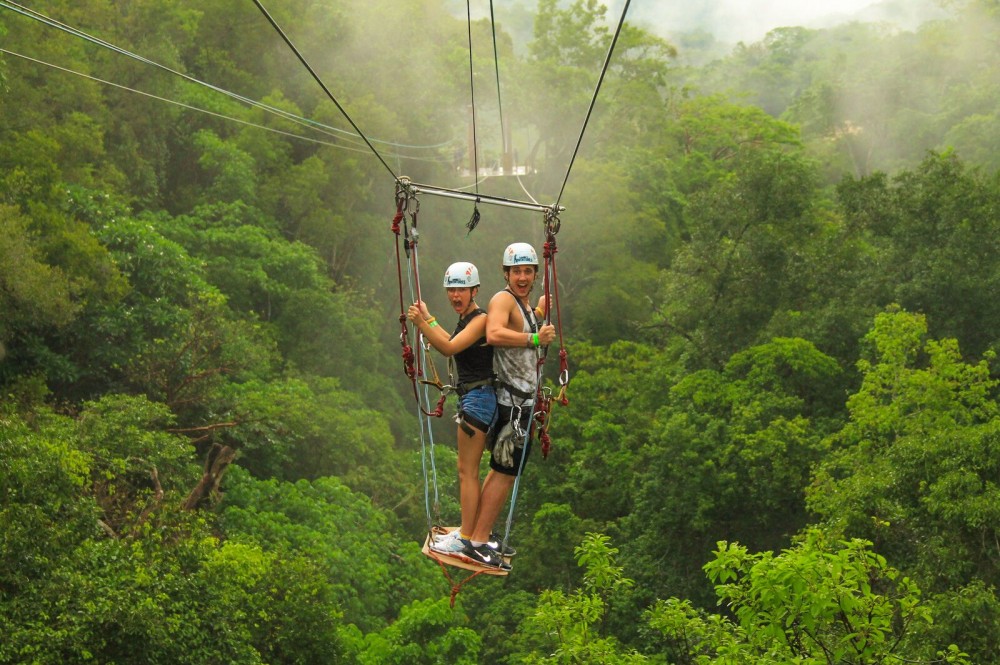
left=458, top=415, right=476, bottom=438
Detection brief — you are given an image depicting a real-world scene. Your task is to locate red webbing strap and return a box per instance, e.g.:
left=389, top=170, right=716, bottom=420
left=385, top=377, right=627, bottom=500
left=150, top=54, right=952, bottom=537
left=533, top=215, right=570, bottom=458
left=392, top=192, right=416, bottom=381
left=391, top=183, right=446, bottom=418
left=534, top=391, right=553, bottom=458
left=548, top=235, right=570, bottom=407
left=405, top=207, right=447, bottom=418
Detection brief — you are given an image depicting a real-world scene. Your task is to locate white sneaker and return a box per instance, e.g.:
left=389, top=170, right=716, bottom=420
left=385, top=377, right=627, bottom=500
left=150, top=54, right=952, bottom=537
left=432, top=528, right=462, bottom=543
left=429, top=532, right=467, bottom=555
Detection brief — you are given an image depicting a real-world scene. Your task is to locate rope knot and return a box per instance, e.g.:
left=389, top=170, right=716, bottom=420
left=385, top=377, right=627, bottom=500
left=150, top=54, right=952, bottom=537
left=543, top=239, right=557, bottom=259
left=401, top=344, right=415, bottom=379
left=539, top=429, right=551, bottom=459
left=431, top=394, right=446, bottom=418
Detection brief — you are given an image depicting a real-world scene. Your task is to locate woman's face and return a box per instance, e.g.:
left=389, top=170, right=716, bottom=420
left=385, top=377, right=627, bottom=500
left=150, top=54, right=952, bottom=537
left=446, top=286, right=477, bottom=314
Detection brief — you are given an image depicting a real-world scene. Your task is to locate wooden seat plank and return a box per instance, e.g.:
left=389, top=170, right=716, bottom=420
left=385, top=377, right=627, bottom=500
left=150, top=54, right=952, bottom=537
left=421, top=526, right=510, bottom=576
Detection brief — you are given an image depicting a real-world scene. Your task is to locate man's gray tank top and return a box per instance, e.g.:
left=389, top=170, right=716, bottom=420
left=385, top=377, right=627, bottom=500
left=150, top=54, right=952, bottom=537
left=494, top=289, right=540, bottom=407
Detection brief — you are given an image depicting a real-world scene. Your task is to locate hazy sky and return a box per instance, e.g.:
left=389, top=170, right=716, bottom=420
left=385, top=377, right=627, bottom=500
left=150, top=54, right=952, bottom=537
left=704, top=0, right=877, bottom=41
left=620, top=0, right=940, bottom=44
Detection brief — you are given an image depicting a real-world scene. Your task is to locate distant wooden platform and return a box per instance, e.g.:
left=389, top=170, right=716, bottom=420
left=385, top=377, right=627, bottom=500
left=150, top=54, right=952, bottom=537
left=422, top=526, right=509, bottom=577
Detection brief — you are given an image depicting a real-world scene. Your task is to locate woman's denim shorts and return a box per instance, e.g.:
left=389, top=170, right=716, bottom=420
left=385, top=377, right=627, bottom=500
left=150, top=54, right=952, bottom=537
left=458, top=385, right=498, bottom=435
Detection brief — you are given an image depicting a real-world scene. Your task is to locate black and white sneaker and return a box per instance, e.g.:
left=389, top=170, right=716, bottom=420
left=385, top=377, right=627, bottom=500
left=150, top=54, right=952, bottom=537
left=461, top=540, right=512, bottom=571
left=487, top=533, right=516, bottom=557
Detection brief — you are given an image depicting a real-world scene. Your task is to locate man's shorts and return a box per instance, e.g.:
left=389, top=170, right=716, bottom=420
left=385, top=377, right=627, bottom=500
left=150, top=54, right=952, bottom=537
left=458, top=385, right=498, bottom=435
left=489, top=402, right=533, bottom=476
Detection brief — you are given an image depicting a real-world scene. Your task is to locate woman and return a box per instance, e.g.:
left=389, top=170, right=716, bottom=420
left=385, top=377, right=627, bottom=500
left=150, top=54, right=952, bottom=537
left=408, top=261, right=497, bottom=557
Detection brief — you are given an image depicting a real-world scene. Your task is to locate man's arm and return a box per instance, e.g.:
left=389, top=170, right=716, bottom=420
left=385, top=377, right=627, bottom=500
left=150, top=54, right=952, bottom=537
left=486, top=291, right=556, bottom=347
left=486, top=291, right=525, bottom=347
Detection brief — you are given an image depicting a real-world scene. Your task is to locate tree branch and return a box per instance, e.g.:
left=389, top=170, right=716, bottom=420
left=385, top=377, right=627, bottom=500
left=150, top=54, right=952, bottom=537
left=182, top=443, right=236, bottom=511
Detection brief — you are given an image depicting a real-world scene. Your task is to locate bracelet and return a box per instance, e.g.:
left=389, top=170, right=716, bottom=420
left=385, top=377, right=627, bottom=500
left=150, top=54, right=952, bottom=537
left=429, top=319, right=439, bottom=328
left=532, top=333, right=540, bottom=347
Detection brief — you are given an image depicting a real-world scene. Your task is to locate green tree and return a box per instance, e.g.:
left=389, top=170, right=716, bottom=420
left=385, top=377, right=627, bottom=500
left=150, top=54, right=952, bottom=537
left=0, top=205, right=78, bottom=338
left=342, top=598, right=480, bottom=665
left=627, top=337, right=840, bottom=606
left=1, top=393, right=347, bottom=664
left=656, top=148, right=819, bottom=368
left=218, top=467, right=443, bottom=632
left=648, top=530, right=970, bottom=664
left=213, top=375, right=407, bottom=505
left=0, top=404, right=95, bottom=619
left=835, top=152, right=1000, bottom=362
left=520, top=0, right=675, bottom=192
left=0, top=186, right=127, bottom=388
left=666, top=95, right=803, bottom=195
left=192, top=129, right=258, bottom=204
left=516, top=533, right=647, bottom=664
left=809, top=308, right=999, bottom=585
left=808, top=308, right=1000, bottom=663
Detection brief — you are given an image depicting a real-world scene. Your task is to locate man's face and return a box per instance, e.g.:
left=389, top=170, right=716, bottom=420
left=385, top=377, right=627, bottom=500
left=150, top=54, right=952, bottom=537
left=505, top=265, right=537, bottom=297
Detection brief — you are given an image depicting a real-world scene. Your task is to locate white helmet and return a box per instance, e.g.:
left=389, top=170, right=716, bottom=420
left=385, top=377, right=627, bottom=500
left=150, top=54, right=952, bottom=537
left=502, top=242, right=538, bottom=267
left=443, top=261, right=480, bottom=288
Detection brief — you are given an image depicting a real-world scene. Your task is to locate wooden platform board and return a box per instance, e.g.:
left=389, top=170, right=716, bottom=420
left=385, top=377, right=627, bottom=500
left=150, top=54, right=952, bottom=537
left=422, top=526, right=510, bottom=576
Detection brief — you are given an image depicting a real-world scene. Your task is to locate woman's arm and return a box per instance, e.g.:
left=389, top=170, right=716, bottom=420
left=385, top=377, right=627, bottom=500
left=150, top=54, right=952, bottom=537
left=408, top=303, right=486, bottom=357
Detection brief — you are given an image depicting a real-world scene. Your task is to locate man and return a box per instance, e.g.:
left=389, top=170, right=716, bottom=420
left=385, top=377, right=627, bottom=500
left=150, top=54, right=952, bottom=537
left=458, top=242, right=556, bottom=570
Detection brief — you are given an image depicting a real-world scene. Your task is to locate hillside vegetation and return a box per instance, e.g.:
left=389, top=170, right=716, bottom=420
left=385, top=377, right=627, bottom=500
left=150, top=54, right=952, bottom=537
left=2, top=1, right=999, bottom=662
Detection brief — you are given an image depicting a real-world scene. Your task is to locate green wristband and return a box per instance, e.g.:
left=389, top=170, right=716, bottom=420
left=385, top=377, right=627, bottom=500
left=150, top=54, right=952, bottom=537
left=532, top=333, right=540, bottom=347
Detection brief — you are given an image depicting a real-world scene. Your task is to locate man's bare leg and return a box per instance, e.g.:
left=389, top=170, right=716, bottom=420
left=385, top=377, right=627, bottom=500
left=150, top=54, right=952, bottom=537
left=471, top=469, right=515, bottom=543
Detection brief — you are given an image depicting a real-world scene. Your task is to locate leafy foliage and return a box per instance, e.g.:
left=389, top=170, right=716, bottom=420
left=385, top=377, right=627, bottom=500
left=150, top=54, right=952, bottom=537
left=809, top=309, right=1000, bottom=587
left=3, top=0, right=1000, bottom=662
left=649, top=530, right=970, bottom=664
left=515, top=533, right=646, bottom=664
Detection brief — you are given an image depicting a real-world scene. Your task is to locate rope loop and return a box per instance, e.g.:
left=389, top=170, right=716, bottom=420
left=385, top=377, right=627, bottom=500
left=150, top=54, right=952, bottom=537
left=544, top=208, right=561, bottom=236
left=431, top=554, right=490, bottom=607
left=466, top=199, right=481, bottom=235
left=393, top=178, right=413, bottom=235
